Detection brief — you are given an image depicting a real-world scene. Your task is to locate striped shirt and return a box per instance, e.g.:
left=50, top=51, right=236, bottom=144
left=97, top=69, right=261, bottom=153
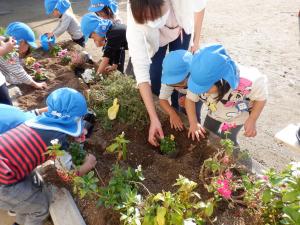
left=0, top=57, right=33, bottom=85
left=0, top=124, right=47, bottom=185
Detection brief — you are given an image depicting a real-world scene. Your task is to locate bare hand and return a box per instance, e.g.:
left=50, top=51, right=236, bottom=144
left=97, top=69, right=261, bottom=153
left=170, top=112, right=184, bottom=131
left=189, top=42, right=200, bottom=54
left=244, top=117, right=257, bottom=137
left=78, top=154, right=97, bottom=176
left=148, top=119, right=164, bottom=146
left=34, top=82, right=47, bottom=89
left=3, top=37, right=16, bottom=53
left=47, top=32, right=54, bottom=38
left=188, top=122, right=206, bottom=141
left=105, top=64, right=118, bottom=73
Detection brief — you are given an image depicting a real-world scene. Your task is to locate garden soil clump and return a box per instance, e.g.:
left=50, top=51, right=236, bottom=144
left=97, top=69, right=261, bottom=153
left=18, top=46, right=256, bottom=225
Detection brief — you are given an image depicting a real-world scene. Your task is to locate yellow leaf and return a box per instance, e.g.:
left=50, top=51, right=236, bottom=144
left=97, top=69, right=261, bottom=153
left=107, top=98, right=119, bottom=120
left=170, top=134, right=175, bottom=141
left=156, top=207, right=167, bottom=225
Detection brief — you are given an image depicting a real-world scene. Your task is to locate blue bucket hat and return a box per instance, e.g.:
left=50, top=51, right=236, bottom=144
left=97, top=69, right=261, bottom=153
left=44, top=0, right=71, bottom=15
left=6, top=22, right=37, bottom=48
left=81, top=13, right=112, bottom=42
left=0, top=104, right=36, bottom=135
left=188, top=44, right=239, bottom=94
left=161, top=50, right=193, bottom=85
left=88, top=0, right=118, bottom=14
left=25, top=88, right=88, bottom=137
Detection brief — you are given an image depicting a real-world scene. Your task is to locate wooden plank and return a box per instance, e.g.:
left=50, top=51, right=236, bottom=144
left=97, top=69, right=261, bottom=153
left=49, top=186, right=86, bottom=225
left=275, top=124, right=300, bottom=152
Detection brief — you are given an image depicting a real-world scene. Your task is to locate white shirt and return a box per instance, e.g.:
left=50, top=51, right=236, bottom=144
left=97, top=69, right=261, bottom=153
left=126, top=0, right=207, bottom=85
left=0, top=71, right=5, bottom=86
left=186, top=65, right=268, bottom=125
left=53, top=10, right=83, bottom=40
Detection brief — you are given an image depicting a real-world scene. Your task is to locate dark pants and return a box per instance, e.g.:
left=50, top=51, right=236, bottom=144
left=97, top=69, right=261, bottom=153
left=72, top=36, right=85, bottom=48
left=0, top=83, right=12, bottom=105
left=150, top=31, right=191, bottom=109
left=0, top=176, right=49, bottom=225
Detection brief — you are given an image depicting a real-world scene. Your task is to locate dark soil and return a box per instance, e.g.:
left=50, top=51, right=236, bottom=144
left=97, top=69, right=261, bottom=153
left=18, top=46, right=257, bottom=225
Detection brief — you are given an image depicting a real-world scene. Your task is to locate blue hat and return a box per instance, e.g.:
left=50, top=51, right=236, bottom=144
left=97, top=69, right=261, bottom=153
left=6, top=22, right=37, bottom=48
left=188, top=44, right=239, bottom=94
left=0, top=104, right=36, bottom=135
left=88, top=0, right=118, bottom=14
left=81, top=13, right=112, bottom=42
left=25, top=88, right=88, bottom=137
left=44, top=0, right=71, bottom=15
left=161, top=50, right=193, bottom=85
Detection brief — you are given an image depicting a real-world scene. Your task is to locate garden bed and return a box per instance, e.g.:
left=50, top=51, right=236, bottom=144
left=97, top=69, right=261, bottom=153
left=17, top=42, right=298, bottom=225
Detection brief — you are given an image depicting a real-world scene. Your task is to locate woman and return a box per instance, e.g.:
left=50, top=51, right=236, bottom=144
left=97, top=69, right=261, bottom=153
left=127, top=0, right=206, bottom=146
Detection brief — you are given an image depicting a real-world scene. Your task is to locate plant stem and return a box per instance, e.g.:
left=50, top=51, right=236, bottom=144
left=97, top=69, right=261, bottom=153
left=129, top=181, right=152, bottom=195
left=94, top=167, right=105, bottom=186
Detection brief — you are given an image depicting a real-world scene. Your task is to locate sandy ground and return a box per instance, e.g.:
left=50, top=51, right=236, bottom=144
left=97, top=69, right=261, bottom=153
left=0, top=0, right=299, bottom=170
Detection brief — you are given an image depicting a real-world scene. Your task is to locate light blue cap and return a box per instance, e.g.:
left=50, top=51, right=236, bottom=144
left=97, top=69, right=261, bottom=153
left=88, top=0, right=118, bottom=14
left=44, top=0, right=71, bottom=15
left=6, top=22, right=37, bottom=48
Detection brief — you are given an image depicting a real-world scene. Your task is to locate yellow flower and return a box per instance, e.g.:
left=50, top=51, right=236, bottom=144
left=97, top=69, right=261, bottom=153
left=25, top=57, right=36, bottom=66
left=170, top=134, right=175, bottom=141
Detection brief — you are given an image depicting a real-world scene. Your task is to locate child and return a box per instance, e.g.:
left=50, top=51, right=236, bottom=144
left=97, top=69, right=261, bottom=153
left=159, top=50, right=201, bottom=131
left=88, top=0, right=121, bottom=23
left=81, top=13, right=127, bottom=74
left=186, top=44, right=268, bottom=146
left=0, top=88, right=96, bottom=225
left=0, top=37, right=16, bottom=105
left=0, top=22, right=47, bottom=90
left=44, top=0, right=85, bottom=47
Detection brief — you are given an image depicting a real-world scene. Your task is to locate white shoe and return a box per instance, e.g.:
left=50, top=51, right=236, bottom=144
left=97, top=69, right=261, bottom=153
left=7, top=210, right=16, bottom=217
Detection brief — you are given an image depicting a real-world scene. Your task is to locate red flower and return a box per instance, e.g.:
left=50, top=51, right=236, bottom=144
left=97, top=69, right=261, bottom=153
left=220, top=123, right=237, bottom=132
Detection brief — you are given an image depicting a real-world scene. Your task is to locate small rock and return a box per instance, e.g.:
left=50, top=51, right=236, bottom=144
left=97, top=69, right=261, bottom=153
left=288, top=79, right=295, bottom=87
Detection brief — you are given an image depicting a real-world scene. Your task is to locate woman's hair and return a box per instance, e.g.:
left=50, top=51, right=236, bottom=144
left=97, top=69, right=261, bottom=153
left=100, top=6, right=115, bottom=19
left=129, top=0, right=165, bottom=24
left=214, top=79, right=231, bottom=102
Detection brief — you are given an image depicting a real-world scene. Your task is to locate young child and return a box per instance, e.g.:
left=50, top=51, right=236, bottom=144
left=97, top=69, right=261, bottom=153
left=44, top=0, right=85, bottom=47
left=81, top=13, right=128, bottom=74
left=0, top=22, right=47, bottom=90
left=0, top=37, right=16, bottom=105
left=159, top=50, right=201, bottom=131
left=0, top=88, right=96, bottom=225
left=186, top=44, right=268, bottom=146
left=88, top=0, right=121, bottom=23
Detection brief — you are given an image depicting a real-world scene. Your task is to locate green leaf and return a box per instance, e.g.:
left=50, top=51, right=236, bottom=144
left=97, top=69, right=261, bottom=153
left=106, top=143, right=119, bottom=153
left=156, top=207, right=167, bottom=225
left=282, top=190, right=299, bottom=202
left=204, top=202, right=214, bottom=217
left=262, top=189, right=272, bottom=203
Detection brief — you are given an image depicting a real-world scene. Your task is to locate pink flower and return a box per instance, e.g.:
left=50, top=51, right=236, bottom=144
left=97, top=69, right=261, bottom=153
left=220, top=123, right=237, bottom=132
left=258, top=175, right=269, bottom=181
left=225, top=171, right=233, bottom=180
left=217, top=187, right=232, bottom=199
left=33, top=62, right=42, bottom=70
left=217, top=179, right=229, bottom=188
left=222, top=155, right=230, bottom=164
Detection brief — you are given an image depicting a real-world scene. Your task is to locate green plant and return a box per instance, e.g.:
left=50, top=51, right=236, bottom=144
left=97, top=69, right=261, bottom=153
left=68, top=142, right=87, bottom=166
left=106, top=132, right=130, bottom=161
left=160, top=134, right=176, bottom=155
left=89, top=74, right=148, bottom=130
left=98, top=164, right=144, bottom=210
left=0, top=27, right=6, bottom=36
left=50, top=45, right=62, bottom=57
left=73, top=171, right=99, bottom=199
left=61, top=55, right=72, bottom=65
left=45, top=139, right=65, bottom=159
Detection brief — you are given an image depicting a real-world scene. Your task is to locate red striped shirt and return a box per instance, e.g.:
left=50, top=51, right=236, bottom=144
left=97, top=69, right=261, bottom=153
left=0, top=125, right=47, bottom=185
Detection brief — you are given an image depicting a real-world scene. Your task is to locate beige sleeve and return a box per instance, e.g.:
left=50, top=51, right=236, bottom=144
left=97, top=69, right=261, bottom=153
left=186, top=90, right=201, bottom=102
left=159, top=84, right=175, bottom=100
left=248, top=73, right=268, bottom=101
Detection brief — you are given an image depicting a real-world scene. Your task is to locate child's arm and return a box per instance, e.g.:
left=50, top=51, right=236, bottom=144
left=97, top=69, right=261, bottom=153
left=185, top=97, right=206, bottom=141
left=52, top=14, right=72, bottom=38
left=244, top=100, right=266, bottom=137
left=0, top=38, right=16, bottom=56
left=159, top=99, right=184, bottom=131
left=97, top=57, right=110, bottom=74
left=77, top=153, right=97, bottom=176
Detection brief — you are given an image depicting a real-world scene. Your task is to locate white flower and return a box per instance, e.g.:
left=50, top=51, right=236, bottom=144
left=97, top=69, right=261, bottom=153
left=290, top=162, right=300, bottom=170
left=292, top=170, right=300, bottom=178
left=50, top=139, right=59, bottom=145
left=82, top=69, right=95, bottom=83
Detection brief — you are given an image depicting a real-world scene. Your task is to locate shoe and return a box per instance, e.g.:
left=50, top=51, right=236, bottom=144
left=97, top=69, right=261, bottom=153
left=8, top=210, right=16, bottom=217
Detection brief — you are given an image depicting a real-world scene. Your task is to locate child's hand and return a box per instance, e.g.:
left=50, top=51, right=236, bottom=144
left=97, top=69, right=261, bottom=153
left=3, top=38, right=16, bottom=53
left=169, top=111, right=184, bottom=131
left=78, top=154, right=97, bottom=176
left=33, top=81, right=47, bottom=89
left=188, top=122, right=206, bottom=141
left=47, top=32, right=54, bottom=38
left=244, top=117, right=257, bottom=137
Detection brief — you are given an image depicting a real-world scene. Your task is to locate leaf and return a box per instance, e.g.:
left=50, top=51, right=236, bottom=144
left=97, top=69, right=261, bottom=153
left=204, top=202, right=214, bottom=217
left=156, top=207, right=167, bottom=225
left=153, top=193, right=165, bottom=202
left=106, top=143, right=119, bottom=153
left=262, top=189, right=272, bottom=203
left=282, top=190, right=299, bottom=203
left=107, top=98, right=120, bottom=120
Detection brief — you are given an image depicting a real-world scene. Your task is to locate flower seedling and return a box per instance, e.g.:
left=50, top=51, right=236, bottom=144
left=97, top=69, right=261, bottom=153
left=81, top=68, right=97, bottom=84
left=24, top=56, right=36, bottom=67
left=32, top=62, right=47, bottom=81
left=58, top=49, right=72, bottom=65
left=73, top=171, right=99, bottom=199
left=106, top=132, right=130, bottom=162
left=160, top=134, right=176, bottom=155
left=68, top=142, right=87, bottom=167
left=45, top=139, right=65, bottom=160
left=49, top=45, right=62, bottom=57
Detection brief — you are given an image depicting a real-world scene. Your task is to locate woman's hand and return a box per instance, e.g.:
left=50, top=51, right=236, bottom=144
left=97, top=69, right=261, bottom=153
left=188, top=122, right=206, bottom=141
left=33, top=81, right=47, bottom=89
left=105, top=64, right=118, bottom=73
left=149, top=118, right=164, bottom=146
